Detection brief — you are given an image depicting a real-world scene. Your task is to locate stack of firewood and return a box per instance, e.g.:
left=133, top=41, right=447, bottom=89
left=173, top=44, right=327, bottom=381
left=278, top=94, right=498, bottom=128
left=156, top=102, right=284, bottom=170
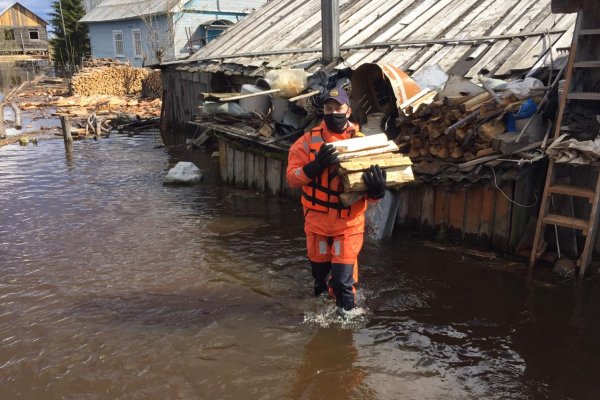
left=72, top=66, right=151, bottom=96
left=141, top=70, right=162, bottom=98
left=83, top=58, right=126, bottom=68
left=396, top=92, right=529, bottom=161
left=333, top=133, right=414, bottom=192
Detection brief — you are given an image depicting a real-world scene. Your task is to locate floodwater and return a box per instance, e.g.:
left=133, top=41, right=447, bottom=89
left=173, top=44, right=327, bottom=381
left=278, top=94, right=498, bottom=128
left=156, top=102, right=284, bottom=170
left=1, top=135, right=599, bottom=400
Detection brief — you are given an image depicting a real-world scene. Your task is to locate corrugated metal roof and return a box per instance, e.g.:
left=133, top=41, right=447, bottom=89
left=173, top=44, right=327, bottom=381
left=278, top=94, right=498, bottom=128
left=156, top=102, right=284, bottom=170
left=171, top=0, right=576, bottom=78
left=80, top=0, right=263, bottom=23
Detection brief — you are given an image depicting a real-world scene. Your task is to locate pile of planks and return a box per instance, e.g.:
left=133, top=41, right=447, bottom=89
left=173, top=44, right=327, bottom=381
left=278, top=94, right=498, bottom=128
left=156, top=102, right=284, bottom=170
left=333, top=133, right=414, bottom=192
left=72, top=66, right=151, bottom=96
left=141, top=70, right=162, bottom=98
left=397, top=91, right=529, bottom=161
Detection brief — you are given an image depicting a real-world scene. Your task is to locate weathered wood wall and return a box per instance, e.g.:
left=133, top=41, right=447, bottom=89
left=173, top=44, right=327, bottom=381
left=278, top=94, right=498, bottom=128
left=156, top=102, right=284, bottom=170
left=218, top=138, right=297, bottom=197
left=160, top=68, right=210, bottom=145
left=160, top=67, right=257, bottom=146
left=217, top=138, right=550, bottom=254
left=395, top=167, right=542, bottom=254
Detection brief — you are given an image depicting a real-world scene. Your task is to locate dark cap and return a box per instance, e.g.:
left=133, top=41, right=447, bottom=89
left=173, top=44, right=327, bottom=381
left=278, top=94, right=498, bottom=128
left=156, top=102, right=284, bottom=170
left=323, top=87, right=350, bottom=105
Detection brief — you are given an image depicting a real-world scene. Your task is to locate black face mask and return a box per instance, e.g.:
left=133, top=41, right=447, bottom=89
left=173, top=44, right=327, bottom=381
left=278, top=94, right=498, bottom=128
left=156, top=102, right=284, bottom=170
left=323, top=113, right=348, bottom=133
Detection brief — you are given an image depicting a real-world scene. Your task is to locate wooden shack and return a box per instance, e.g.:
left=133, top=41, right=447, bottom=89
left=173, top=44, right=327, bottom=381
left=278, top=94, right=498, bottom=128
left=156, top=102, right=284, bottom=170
left=160, top=0, right=584, bottom=255
left=0, top=2, right=48, bottom=55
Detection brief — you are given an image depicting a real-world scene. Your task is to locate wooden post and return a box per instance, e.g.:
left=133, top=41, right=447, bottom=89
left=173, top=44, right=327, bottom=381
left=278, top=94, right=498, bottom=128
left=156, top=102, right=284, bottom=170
left=60, top=115, right=73, bottom=149
left=9, top=102, right=21, bottom=130
left=0, top=104, right=5, bottom=139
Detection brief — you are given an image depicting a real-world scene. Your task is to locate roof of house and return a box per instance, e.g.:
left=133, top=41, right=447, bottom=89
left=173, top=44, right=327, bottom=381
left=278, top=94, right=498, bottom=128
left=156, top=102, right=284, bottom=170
left=80, top=0, right=261, bottom=23
left=169, top=0, right=576, bottom=79
left=0, top=2, right=47, bottom=25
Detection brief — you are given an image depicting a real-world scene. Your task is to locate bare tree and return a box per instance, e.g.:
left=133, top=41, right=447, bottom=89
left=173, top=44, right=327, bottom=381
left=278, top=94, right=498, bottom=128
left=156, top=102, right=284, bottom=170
left=127, top=0, right=189, bottom=65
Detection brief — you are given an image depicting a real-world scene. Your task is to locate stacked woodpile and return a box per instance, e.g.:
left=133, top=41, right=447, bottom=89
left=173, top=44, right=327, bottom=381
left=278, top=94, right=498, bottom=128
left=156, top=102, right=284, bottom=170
left=141, top=70, right=162, bottom=98
left=333, top=133, right=414, bottom=193
left=83, top=58, right=126, bottom=68
left=396, top=92, right=528, bottom=161
left=72, top=66, right=151, bottom=96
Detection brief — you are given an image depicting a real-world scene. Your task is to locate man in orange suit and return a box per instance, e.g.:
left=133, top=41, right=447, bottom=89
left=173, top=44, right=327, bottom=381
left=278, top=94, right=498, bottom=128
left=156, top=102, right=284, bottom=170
left=286, top=87, right=386, bottom=313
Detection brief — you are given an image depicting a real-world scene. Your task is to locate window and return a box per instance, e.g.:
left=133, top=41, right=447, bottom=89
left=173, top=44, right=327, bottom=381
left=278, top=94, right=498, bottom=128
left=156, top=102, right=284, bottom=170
left=132, top=29, right=142, bottom=58
left=112, top=30, right=124, bottom=57
left=28, top=30, right=39, bottom=40
left=4, top=29, right=14, bottom=40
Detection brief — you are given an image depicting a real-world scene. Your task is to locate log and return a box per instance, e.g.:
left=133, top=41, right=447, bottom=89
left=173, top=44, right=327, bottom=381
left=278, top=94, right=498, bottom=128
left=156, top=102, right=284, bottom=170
left=9, top=102, right=22, bottom=130
left=60, top=115, right=73, bottom=147
left=459, top=92, right=492, bottom=112
left=443, top=95, right=471, bottom=106
left=0, top=106, right=5, bottom=139
left=343, top=165, right=415, bottom=191
left=444, top=110, right=479, bottom=135
left=338, top=152, right=412, bottom=173
left=478, top=121, right=506, bottom=142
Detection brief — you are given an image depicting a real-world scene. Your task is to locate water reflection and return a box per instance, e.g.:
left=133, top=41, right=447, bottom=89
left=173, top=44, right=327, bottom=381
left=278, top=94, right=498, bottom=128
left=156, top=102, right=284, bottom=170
left=291, top=327, right=373, bottom=400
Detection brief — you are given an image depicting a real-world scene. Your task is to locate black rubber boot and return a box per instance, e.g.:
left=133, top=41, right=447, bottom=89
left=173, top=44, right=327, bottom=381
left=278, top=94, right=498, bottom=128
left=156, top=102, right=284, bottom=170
left=310, top=261, right=331, bottom=296
left=330, top=263, right=355, bottom=310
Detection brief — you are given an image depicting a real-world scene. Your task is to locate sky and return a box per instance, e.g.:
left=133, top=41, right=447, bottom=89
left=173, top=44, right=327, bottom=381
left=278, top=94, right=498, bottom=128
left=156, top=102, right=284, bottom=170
left=0, top=0, right=53, bottom=23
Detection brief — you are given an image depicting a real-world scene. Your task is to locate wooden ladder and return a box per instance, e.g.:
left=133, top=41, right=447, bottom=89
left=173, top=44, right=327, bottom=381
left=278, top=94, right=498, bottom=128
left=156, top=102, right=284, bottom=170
left=529, top=11, right=600, bottom=277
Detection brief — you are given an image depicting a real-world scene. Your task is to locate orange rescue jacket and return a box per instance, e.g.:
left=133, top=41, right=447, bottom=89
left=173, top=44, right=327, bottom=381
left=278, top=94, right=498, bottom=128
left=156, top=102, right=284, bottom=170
left=300, top=125, right=366, bottom=219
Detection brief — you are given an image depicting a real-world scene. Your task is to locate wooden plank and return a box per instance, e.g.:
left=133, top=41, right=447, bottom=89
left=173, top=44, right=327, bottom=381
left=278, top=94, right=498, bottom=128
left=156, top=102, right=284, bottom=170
left=255, top=153, right=266, bottom=192
left=245, top=151, right=256, bottom=189
left=464, top=186, right=484, bottom=245
left=234, top=149, right=246, bottom=188
left=330, top=133, right=389, bottom=153
left=396, top=187, right=410, bottom=227
left=543, top=214, right=589, bottom=231
left=448, top=187, right=466, bottom=241
left=434, top=186, right=450, bottom=234
left=408, top=186, right=422, bottom=231
left=218, top=139, right=227, bottom=180
left=479, top=185, right=496, bottom=249
left=336, top=142, right=400, bottom=161
left=492, top=181, right=513, bottom=253
left=421, top=185, right=436, bottom=234
left=266, top=157, right=282, bottom=196
left=568, top=92, right=600, bottom=101
left=226, top=144, right=235, bottom=184
left=509, top=169, right=536, bottom=251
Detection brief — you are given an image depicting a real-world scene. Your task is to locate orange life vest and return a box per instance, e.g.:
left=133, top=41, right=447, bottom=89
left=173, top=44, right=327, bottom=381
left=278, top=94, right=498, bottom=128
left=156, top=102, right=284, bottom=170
left=301, top=126, right=367, bottom=219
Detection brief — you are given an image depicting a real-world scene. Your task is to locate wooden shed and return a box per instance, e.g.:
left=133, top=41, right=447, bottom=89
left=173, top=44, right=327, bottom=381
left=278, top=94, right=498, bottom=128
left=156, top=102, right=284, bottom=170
left=0, top=2, right=48, bottom=55
left=159, top=0, right=584, bottom=255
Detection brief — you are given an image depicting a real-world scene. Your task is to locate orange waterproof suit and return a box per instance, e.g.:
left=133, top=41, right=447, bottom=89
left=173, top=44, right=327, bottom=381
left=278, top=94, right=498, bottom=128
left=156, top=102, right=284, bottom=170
left=286, top=121, right=369, bottom=310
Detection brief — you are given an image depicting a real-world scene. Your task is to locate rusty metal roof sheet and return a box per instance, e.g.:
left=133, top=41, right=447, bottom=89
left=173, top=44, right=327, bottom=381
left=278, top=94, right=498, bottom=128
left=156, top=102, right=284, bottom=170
left=167, top=0, right=576, bottom=78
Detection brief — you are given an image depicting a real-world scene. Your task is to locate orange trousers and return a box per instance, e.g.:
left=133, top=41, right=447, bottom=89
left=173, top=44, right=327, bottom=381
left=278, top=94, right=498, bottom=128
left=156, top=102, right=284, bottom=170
left=305, top=231, right=363, bottom=310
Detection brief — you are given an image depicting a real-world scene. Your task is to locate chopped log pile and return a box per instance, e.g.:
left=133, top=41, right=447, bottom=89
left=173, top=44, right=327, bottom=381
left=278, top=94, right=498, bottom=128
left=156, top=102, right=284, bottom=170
left=142, top=70, right=162, bottom=98
left=72, top=66, right=152, bottom=96
left=396, top=91, right=533, bottom=162
left=333, top=133, right=415, bottom=192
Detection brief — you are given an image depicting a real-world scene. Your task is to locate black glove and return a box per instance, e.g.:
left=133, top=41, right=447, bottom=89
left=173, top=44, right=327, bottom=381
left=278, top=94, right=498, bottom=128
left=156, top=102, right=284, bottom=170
left=362, top=165, right=387, bottom=199
left=303, top=143, right=340, bottom=179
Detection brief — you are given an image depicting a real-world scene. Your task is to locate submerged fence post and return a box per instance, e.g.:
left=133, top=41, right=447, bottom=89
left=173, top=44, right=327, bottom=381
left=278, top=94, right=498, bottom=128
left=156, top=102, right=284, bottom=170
left=9, top=102, right=21, bottom=130
left=0, top=104, right=5, bottom=139
left=60, top=115, right=73, bottom=150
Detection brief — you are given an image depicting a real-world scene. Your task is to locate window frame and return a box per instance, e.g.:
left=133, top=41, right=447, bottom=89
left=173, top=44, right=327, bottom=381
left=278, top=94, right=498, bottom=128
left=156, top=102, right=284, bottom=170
left=4, top=29, right=15, bottom=40
left=131, top=29, right=142, bottom=59
left=112, top=30, right=124, bottom=57
left=28, top=30, right=39, bottom=40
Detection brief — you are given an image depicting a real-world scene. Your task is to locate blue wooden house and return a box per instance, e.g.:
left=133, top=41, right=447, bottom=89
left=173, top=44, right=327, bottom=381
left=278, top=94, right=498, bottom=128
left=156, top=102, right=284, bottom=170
left=80, top=0, right=266, bottom=66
